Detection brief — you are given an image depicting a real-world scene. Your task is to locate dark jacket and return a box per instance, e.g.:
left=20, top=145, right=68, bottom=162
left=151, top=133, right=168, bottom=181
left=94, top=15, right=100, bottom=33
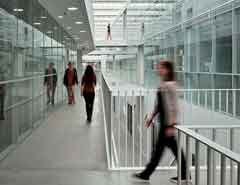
left=81, top=74, right=96, bottom=93
left=63, top=68, right=78, bottom=86
left=156, top=89, right=167, bottom=132
left=44, top=68, right=57, bottom=86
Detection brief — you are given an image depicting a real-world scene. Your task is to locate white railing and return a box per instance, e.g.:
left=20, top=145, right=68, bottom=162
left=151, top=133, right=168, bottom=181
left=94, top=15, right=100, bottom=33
left=101, top=74, right=240, bottom=185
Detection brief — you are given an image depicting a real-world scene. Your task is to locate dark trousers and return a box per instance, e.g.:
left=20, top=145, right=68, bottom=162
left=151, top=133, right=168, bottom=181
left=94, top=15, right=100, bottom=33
left=142, top=130, right=187, bottom=179
left=0, top=94, right=4, bottom=119
left=83, top=92, right=95, bottom=120
left=47, top=85, right=56, bottom=104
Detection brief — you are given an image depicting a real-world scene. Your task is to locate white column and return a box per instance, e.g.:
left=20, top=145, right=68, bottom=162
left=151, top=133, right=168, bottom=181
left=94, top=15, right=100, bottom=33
left=101, top=56, right=107, bottom=72
left=112, top=55, right=116, bottom=72
left=66, top=49, right=70, bottom=64
left=140, top=22, right=144, bottom=42
left=137, top=45, right=144, bottom=85
left=196, top=25, right=200, bottom=72
left=211, top=16, right=216, bottom=91
left=232, top=8, right=237, bottom=117
left=211, top=18, right=217, bottom=73
left=123, top=9, right=127, bottom=41
left=77, top=49, right=83, bottom=74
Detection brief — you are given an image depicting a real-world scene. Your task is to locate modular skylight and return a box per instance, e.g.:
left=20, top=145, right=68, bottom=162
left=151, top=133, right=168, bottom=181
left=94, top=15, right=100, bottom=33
left=13, top=8, right=24, bottom=12
left=68, top=7, right=78, bottom=11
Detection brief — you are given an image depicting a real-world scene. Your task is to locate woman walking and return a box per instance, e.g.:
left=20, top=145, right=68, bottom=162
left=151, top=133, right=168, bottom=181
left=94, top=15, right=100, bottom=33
left=63, top=62, right=79, bottom=105
left=133, top=60, right=188, bottom=183
left=81, top=65, right=96, bottom=122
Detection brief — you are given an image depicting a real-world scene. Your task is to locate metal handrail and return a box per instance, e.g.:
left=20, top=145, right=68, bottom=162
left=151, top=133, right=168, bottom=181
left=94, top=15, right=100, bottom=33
left=179, top=125, right=240, bottom=129
left=176, top=126, right=240, bottom=163
left=110, top=88, right=240, bottom=94
left=0, top=74, right=56, bottom=85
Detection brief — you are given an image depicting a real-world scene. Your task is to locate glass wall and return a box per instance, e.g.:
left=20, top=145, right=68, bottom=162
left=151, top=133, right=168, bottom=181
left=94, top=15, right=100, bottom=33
left=0, top=1, right=74, bottom=156
left=143, top=1, right=240, bottom=119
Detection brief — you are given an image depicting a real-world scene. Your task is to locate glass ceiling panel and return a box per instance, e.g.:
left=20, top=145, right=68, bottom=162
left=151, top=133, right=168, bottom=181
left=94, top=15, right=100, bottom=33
left=93, top=0, right=177, bottom=41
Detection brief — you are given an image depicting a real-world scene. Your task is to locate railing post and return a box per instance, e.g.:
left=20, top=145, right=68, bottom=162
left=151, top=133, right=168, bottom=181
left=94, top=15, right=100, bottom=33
left=195, top=140, right=200, bottom=185
left=219, top=90, right=222, bottom=112
left=238, top=163, right=240, bottom=185
left=205, top=90, right=208, bottom=108
left=207, top=147, right=213, bottom=185
left=186, top=135, right=191, bottom=182
left=212, top=90, right=215, bottom=111
left=118, top=90, right=121, bottom=167
left=132, top=90, right=135, bottom=167
left=220, top=155, right=226, bottom=185
left=233, top=89, right=236, bottom=117
left=198, top=90, right=200, bottom=105
left=226, top=90, right=229, bottom=113
left=230, top=128, right=234, bottom=185
left=212, top=128, right=216, bottom=185
left=177, top=129, right=182, bottom=185
left=139, top=90, right=143, bottom=166
left=110, top=93, right=114, bottom=168
left=125, top=91, right=128, bottom=167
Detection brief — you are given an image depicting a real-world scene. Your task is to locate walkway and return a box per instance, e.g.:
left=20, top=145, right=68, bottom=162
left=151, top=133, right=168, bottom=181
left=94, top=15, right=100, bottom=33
left=0, top=88, right=228, bottom=185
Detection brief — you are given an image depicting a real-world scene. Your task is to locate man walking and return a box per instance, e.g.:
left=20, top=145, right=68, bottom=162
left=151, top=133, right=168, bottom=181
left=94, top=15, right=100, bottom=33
left=44, top=63, right=57, bottom=105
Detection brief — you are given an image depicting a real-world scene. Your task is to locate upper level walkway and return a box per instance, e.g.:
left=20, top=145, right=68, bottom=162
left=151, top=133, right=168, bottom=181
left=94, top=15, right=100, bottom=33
left=95, top=40, right=140, bottom=48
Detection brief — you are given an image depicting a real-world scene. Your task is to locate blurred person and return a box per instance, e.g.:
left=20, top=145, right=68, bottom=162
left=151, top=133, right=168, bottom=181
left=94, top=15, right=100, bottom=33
left=0, top=66, right=6, bottom=120
left=81, top=65, right=96, bottom=122
left=132, top=61, right=188, bottom=184
left=0, top=84, right=5, bottom=120
left=64, top=62, right=78, bottom=105
left=44, top=62, right=57, bottom=105
left=107, top=23, right=112, bottom=40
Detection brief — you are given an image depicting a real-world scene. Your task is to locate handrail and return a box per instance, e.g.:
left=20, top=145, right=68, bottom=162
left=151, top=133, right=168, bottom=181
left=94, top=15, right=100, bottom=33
left=110, top=88, right=240, bottom=93
left=0, top=74, right=56, bottom=85
left=180, top=125, right=240, bottom=129
left=175, top=125, right=240, bottom=163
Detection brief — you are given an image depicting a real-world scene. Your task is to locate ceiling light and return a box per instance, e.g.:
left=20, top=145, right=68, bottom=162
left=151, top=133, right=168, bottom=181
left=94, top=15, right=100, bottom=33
left=67, top=26, right=72, bottom=30
left=41, top=16, right=47, bottom=19
left=13, top=8, right=24, bottom=12
left=75, top=21, right=83, bottom=25
left=58, top=15, right=63, bottom=19
left=68, top=7, right=78, bottom=11
left=80, top=30, right=86, bottom=33
left=33, top=22, right=41, bottom=25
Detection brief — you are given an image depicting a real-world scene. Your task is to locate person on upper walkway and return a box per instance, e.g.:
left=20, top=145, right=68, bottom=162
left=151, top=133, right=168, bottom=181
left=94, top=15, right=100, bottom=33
left=63, top=62, right=78, bottom=105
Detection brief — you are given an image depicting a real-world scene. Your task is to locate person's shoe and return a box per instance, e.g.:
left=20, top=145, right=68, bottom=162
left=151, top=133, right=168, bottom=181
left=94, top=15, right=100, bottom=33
left=87, top=117, right=91, bottom=123
left=132, top=173, right=149, bottom=182
left=170, top=177, right=190, bottom=184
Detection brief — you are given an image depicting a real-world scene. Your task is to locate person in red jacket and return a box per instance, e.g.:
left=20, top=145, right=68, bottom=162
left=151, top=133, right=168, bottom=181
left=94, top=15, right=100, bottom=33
left=63, top=62, right=78, bottom=105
